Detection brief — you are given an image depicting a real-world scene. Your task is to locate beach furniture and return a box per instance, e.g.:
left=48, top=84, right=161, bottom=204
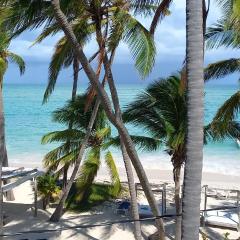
left=135, top=182, right=167, bottom=215
left=138, top=204, right=163, bottom=218
left=2, top=167, right=43, bottom=217
left=202, top=185, right=240, bottom=231
left=116, top=200, right=131, bottom=215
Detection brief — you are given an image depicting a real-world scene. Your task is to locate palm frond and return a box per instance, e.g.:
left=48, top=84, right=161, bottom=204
left=43, top=20, right=93, bottom=103
left=205, top=58, right=240, bottom=80
left=43, top=37, right=73, bottom=104
left=107, top=135, right=162, bottom=151
left=6, top=51, right=25, bottom=74
left=130, top=0, right=162, bottom=12
left=95, top=127, right=111, bottom=140
left=75, top=147, right=101, bottom=202
left=104, top=151, right=121, bottom=196
left=31, top=23, right=61, bottom=46
left=206, top=21, right=240, bottom=49
left=109, top=10, right=156, bottom=77
left=213, top=91, right=240, bottom=122
left=44, top=150, right=78, bottom=172
left=205, top=120, right=240, bottom=143
left=41, top=129, right=85, bottom=144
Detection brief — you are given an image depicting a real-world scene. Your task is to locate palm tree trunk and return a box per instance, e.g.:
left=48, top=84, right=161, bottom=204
left=2, top=145, right=14, bottom=201
left=102, top=54, right=165, bottom=239
left=174, top=167, right=182, bottom=240
left=72, top=55, right=79, bottom=100
left=0, top=87, right=5, bottom=233
left=95, top=21, right=142, bottom=239
left=62, top=165, right=68, bottom=190
left=51, top=2, right=166, bottom=239
left=120, top=141, right=142, bottom=240
left=62, top=55, right=79, bottom=189
left=181, top=0, right=204, bottom=239
left=49, top=99, right=100, bottom=222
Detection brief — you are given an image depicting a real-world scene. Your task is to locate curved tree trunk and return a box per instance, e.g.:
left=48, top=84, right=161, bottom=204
left=95, top=21, right=142, bottom=240
left=121, top=142, right=142, bottom=240
left=102, top=54, right=165, bottom=239
left=181, top=0, right=204, bottom=239
left=51, top=2, right=165, bottom=239
left=50, top=99, right=100, bottom=222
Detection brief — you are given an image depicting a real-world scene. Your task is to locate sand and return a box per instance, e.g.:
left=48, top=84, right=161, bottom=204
left=2, top=168, right=240, bottom=240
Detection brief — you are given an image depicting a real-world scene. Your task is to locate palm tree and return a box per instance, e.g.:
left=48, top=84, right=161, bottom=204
left=0, top=31, right=25, bottom=201
left=205, top=0, right=240, bottom=123
left=42, top=94, right=121, bottom=203
left=28, top=2, right=161, bottom=238
left=37, top=174, right=61, bottom=210
left=124, top=76, right=186, bottom=240
left=123, top=75, right=240, bottom=240
left=48, top=1, right=166, bottom=238
left=1, top=1, right=167, bottom=237
left=0, top=30, right=25, bottom=230
left=181, top=0, right=204, bottom=239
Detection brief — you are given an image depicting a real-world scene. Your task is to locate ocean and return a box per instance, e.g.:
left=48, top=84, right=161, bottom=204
left=3, top=84, right=240, bottom=175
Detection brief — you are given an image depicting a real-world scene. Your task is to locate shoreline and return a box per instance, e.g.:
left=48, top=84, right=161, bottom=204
left=10, top=161, right=240, bottom=189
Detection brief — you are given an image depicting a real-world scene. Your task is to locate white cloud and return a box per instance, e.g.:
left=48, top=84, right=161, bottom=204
left=8, top=2, right=234, bottom=67
left=9, top=40, right=54, bottom=60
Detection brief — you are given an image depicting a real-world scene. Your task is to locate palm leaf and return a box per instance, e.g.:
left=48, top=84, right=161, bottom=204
left=213, top=91, right=240, bottom=122
left=205, top=58, right=240, bottom=80
left=104, top=151, right=121, bottom=196
left=107, top=135, right=162, bottom=151
left=75, top=147, right=101, bottom=202
left=206, top=22, right=240, bottom=49
left=205, top=120, right=240, bottom=143
left=43, top=37, right=73, bottom=104
left=6, top=51, right=25, bottom=74
left=109, top=9, right=156, bottom=77
left=41, top=129, right=85, bottom=144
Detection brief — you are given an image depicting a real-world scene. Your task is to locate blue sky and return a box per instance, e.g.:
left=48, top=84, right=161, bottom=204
left=5, top=1, right=240, bottom=85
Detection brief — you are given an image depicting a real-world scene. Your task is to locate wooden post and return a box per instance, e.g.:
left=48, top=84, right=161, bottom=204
left=34, top=178, right=37, bottom=217
left=237, top=190, right=240, bottom=232
left=0, top=185, right=3, bottom=240
left=163, top=184, right=167, bottom=214
left=203, top=185, right=208, bottom=227
left=135, top=183, right=138, bottom=197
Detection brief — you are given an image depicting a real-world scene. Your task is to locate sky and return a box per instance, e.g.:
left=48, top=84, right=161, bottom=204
left=5, top=1, right=240, bottom=86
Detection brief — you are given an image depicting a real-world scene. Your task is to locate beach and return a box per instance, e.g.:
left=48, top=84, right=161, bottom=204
left=2, top=167, right=240, bottom=240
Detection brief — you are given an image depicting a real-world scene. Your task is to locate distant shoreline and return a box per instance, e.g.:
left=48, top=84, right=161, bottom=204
left=10, top=161, right=240, bottom=189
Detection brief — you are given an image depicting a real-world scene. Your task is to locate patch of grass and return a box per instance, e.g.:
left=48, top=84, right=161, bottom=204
left=66, top=183, right=120, bottom=212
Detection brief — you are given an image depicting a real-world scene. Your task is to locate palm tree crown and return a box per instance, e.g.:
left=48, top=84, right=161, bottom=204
left=42, top=94, right=121, bottom=202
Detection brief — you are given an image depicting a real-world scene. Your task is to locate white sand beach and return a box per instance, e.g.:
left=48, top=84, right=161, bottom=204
left=2, top=168, right=240, bottom=240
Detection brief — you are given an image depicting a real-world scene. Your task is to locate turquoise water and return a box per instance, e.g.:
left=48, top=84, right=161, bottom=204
left=3, top=84, right=240, bottom=175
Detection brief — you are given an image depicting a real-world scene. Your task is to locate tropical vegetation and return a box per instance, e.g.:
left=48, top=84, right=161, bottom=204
left=42, top=94, right=121, bottom=204
left=0, top=0, right=238, bottom=240
left=205, top=0, right=240, bottom=122
left=123, top=74, right=240, bottom=239
left=0, top=30, right=25, bottom=202
left=37, top=174, right=61, bottom=210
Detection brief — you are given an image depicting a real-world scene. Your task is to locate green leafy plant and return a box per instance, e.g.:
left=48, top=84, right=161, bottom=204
left=37, top=174, right=61, bottom=210
left=223, top=232, right=230, bottom=240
